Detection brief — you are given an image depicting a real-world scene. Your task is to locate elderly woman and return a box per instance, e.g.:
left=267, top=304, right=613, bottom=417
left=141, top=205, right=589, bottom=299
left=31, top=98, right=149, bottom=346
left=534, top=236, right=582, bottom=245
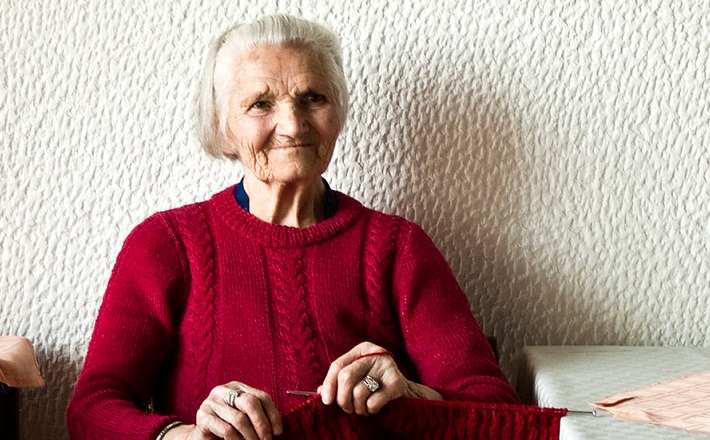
left=67, top=14, right=518, bottom=440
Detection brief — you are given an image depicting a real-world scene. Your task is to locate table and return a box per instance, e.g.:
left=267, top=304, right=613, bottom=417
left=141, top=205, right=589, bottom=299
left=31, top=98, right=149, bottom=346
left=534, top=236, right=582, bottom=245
left=517, top=346, right=710, bottom=440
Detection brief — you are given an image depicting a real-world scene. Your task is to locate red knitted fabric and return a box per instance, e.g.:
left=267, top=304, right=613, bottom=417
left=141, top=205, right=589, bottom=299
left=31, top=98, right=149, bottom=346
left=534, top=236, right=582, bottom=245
left=281, top=396, right=566, bottom=439
left=67, top=186, right=520, bottom=439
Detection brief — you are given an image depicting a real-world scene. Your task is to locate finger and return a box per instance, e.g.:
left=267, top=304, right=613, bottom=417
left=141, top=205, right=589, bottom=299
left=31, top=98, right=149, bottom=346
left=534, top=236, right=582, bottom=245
left=346, top=355, right=396, bottom=415
left=366, top=391, right=388, bottom=415
left=212, top=405, right=259, bottom=440
left=321, top=342, right=381, bottom=404
left=365, top=381, right=395, bottom=415
left=207, top=386, right=261, bottom=440
left=231, top=392, right=278, bottom=440
left=340, top=341, right=380, bottom=364
left=254, top=391, right=283, bottom=436
left=365, top=373, right=406, bottom=414
left=352, top=381, right=372, bottom=416
left=221, top=384, right=281, bottom=438
left=196, top=405, right=242, bottom=440
left=336, top=362, right=370, bottom=413
left=321, top=358, right=346, bottom=404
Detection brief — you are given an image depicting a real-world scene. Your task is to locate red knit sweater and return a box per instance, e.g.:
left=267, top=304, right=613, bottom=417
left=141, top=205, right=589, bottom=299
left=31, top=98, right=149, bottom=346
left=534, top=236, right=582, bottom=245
left=67, top=186, right=519, bottom=439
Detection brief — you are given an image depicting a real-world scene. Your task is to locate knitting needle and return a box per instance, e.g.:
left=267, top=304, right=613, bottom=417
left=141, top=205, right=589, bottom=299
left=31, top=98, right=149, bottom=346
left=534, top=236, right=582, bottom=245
left=567, top=410, right=607, bottom=417
left=287, top=390, right=318, bottom=396
left=288, top=391, right=606, bottom=418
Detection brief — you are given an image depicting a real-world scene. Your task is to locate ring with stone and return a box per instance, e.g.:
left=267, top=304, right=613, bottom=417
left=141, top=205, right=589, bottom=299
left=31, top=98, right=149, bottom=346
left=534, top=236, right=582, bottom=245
left=227, top=388, right=244, bottom=408
left=363, top=375, right=380, bottom=393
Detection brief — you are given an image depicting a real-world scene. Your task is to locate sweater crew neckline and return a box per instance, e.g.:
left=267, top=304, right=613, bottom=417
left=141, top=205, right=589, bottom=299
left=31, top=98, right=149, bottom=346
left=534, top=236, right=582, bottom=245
left=211, top=185, right=365, bottom=248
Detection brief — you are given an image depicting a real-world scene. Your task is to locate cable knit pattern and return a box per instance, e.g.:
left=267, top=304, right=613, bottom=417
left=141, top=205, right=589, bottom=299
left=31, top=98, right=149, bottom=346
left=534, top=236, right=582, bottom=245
left=363, top=213, right=403, bottom=347
left=173, top=203, right=217, bottom=410
left=270, top=249, right=295, bottom=403
left=67, top=185, right=518, bottom=439
left=270, top=248, right=323, bottom=408
left=288, top=249, right=323, bottom=390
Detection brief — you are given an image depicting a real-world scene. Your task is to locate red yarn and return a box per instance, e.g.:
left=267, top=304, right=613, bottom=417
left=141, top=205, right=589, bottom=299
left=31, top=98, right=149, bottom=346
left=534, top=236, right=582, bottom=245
left=281, top=396, right=566, bottom=440
left=353, top=351, right=394, bottom=362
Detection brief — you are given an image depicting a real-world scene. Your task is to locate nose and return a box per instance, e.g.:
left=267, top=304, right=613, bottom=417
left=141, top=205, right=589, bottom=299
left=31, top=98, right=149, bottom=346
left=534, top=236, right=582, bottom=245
left=275, top=103, right=307, bottom=136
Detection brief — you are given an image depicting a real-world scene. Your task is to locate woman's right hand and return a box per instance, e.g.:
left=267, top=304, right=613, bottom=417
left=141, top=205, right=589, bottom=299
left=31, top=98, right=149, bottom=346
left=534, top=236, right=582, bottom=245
left=165, top=382, right=283, bottom=440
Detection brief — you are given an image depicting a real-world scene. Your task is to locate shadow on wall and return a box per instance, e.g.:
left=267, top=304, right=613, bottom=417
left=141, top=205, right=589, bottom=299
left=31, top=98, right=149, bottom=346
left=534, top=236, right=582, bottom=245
left=21, top=344, right=79, bottom=439
left=380, top=67, right=620, bottom=379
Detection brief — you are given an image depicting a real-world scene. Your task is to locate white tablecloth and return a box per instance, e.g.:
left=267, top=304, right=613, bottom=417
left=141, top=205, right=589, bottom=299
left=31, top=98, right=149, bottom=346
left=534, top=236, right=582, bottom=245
left=517, top=346, right=710, bottom=440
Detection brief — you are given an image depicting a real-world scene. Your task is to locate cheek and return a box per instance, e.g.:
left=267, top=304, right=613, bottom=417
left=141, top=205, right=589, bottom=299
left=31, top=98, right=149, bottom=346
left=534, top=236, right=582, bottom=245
left=318, top=112, right=342, bottom=145
left=227, top=118, right=270, bottom=154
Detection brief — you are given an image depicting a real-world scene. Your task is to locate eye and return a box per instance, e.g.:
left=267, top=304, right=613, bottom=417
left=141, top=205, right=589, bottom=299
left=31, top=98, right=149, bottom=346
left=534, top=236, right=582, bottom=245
left=303, top=92, right=327, bottom=105
left=250, top=101, right=271, bottom=110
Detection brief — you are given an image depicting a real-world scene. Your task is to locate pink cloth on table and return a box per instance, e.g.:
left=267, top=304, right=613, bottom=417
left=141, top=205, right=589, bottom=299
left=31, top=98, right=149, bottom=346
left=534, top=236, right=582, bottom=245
left=0, top=336, right=44, bottom=388
left=592, top=369, right=710, bottom=434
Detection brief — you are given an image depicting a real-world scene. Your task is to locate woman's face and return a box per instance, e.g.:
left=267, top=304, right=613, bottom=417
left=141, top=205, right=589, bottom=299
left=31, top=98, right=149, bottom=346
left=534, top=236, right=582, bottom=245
left=224, top=45, right=342, bottom=185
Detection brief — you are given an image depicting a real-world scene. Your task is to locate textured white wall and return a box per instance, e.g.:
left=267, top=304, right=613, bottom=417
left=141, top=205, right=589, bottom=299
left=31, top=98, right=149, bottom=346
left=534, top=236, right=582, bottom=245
left=1, top=0, right=709, bottom=437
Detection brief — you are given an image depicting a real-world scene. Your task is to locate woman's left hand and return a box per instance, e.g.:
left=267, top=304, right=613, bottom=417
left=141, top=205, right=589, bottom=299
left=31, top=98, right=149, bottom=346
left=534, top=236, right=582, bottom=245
left=318, top=341, right=442, bottom=416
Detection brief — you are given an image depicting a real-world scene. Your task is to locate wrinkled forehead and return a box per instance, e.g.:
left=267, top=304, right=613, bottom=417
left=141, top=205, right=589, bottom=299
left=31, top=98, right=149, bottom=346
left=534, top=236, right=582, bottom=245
left=237, top=44, right=325, bottom=74
left=230, top=45, right=333, bottom=96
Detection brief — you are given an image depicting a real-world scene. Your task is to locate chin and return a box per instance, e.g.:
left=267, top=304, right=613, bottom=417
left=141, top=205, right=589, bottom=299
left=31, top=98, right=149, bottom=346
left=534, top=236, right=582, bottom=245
left=268, top=157, right=330, bottom=182
left=254, top=163, right=324, bottom=185
left=274, top=169, right=324, bottom=184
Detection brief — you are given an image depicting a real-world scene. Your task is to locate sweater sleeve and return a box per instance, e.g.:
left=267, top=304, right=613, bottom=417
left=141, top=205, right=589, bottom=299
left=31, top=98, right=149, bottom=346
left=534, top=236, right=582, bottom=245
left=391, top=222, right=519, bottom=404
left=67, top=213, right=188, bottom=439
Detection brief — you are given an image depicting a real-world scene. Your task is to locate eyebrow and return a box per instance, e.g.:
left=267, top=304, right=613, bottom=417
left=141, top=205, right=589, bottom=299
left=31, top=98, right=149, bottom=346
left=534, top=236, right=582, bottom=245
left=298, top=87, right=323, bottom=96
left=239, top=89, right=271, bottom=106
left=239, top=84, right=328, bottom=106
left=249, top=89, right=271, bottom=100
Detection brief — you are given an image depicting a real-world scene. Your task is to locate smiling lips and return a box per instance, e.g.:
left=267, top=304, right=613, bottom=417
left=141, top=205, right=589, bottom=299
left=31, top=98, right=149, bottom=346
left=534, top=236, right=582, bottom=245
left=271, top=142, right=312, bottom=150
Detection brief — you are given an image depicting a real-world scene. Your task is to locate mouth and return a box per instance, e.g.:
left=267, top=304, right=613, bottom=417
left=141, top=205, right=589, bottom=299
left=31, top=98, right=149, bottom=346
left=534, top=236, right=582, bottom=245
left=271, top=143, right=312, bottom=150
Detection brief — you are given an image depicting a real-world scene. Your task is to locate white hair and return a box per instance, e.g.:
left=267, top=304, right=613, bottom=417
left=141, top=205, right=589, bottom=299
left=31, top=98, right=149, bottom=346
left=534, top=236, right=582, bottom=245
left=196, top=14, right=349, bottom=159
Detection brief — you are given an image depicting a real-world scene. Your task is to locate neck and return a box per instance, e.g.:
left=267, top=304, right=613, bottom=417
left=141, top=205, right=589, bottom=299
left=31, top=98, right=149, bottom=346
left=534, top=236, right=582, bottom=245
left=242, top=174, right=326, bottom=228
